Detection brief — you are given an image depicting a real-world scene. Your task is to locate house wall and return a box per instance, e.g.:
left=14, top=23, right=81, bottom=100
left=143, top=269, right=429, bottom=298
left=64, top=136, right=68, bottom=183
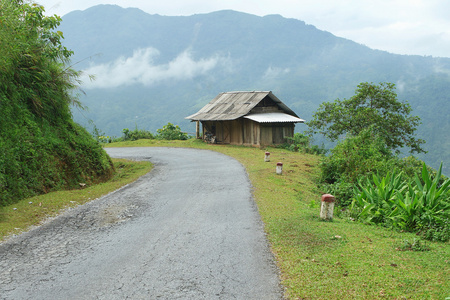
left=202, top=120, right=294, bottom=146
left=230, top=119, right=242, bottom=144
left=260, top=123, right=295, bottom=146
left=202, top=121, right=231, bottom=144
left=242, top=119, right=260, bottom=146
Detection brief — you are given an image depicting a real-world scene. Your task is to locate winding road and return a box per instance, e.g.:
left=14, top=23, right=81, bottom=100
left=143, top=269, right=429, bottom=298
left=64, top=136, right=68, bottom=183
left=0, top=147, right=283, bottom=299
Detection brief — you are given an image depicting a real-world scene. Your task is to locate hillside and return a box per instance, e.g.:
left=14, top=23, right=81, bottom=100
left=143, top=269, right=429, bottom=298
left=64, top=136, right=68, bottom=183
left=60, top=5, right=450, bottom=172
left=0, top=2, right=115, bottom=205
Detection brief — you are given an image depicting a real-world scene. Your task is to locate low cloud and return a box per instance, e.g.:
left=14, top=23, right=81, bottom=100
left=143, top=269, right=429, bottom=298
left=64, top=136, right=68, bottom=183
left=262, top=66, right=290, bottom=80
left=81, top=47, right=225, bottom=89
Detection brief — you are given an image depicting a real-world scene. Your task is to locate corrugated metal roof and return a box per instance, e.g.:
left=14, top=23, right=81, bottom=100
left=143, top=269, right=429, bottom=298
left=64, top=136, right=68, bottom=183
left=185, top=91, right=300, bottom=121
left=244, top=112, right=305, bottom=123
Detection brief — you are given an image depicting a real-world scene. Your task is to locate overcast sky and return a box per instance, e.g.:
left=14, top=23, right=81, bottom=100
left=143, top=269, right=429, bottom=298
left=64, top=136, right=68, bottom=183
left=36, top=0, right=450, bottom=58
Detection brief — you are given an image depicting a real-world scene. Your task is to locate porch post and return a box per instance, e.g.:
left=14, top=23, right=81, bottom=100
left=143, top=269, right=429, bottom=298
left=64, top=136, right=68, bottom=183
left=196, top=121, right=200, bottom=139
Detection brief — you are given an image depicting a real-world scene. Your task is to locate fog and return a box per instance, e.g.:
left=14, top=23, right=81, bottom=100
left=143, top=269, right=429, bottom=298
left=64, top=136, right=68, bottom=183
left=80, top=47, right=226, bottom=88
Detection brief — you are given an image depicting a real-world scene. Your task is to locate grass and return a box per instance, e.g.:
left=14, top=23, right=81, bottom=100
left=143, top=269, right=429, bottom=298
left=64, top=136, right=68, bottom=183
left=2, top=138, right=449, bottom=299
left=0, top=158, right=152, bottom=241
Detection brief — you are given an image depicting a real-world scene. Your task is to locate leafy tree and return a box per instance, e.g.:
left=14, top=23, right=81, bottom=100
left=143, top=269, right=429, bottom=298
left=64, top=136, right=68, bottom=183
left=306, top=82, right=425, bottom=154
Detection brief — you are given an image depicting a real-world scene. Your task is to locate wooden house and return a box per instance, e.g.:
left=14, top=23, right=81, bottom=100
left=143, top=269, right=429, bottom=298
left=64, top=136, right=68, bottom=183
left=186, top=91, right=304, bottom=147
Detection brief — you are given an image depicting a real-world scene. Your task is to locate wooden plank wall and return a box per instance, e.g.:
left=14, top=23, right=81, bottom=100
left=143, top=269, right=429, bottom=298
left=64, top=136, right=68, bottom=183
left=202, top=120, right=294, bottom=146
left=260, top=126, right=273, bottom=146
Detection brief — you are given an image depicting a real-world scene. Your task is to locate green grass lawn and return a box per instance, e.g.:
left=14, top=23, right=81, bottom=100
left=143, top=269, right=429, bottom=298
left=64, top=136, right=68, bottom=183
left=2, top=139, right=449, bottom=299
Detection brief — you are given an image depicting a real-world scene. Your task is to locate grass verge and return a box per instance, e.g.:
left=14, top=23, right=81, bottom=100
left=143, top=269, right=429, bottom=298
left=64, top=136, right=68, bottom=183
left=2, top=139, right=449, bottom=299
left=0, top=158, right=152, bottom=241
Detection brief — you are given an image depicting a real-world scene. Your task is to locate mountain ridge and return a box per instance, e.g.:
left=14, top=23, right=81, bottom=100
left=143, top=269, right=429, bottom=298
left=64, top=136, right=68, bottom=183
left=59, top=5, right=450, bottom=172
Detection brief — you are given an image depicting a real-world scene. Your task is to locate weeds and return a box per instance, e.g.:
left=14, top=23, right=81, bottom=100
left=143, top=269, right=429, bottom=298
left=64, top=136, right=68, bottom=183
left=395, top=238, right=431, bottom=252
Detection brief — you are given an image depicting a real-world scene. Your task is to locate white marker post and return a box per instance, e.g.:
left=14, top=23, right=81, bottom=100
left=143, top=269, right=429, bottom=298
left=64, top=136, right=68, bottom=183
left=276, top=162, right=283, bottom=175
left=264, top=152, right=270, bottom=162
left=320, top=194, right=335, bottom=220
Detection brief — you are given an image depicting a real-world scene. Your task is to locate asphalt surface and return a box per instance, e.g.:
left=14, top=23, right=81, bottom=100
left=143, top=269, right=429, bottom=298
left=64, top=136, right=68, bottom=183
left=0, top=147, right=283, bottom=299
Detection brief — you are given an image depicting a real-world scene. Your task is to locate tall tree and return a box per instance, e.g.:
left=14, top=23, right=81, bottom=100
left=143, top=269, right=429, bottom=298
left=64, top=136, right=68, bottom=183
left=306, top=82, right=425, bottom=154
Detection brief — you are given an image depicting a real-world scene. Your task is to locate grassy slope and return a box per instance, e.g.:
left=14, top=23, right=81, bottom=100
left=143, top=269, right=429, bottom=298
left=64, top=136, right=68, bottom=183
left=2, top=139, right=449, bottom=299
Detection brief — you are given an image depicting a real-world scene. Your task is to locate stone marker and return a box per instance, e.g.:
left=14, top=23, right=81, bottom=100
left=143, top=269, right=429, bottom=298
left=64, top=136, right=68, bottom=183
left=276, top=162, right=283, bottom=175
left=264, top=152, right=270, bottom=162
left=320, top=194, right=335, bottom=220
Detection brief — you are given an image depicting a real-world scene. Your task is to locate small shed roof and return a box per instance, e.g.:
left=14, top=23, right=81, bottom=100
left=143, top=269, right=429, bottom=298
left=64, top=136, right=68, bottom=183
left=185, top=91, right=299, bottom=121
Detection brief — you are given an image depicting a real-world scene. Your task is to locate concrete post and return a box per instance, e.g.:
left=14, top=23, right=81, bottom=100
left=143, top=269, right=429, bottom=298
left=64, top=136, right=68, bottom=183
left=264, top=152, right=270, bottom=162
left=320, top=194, right=335, bottom=220
left=276, top=162, right=283, bottom=175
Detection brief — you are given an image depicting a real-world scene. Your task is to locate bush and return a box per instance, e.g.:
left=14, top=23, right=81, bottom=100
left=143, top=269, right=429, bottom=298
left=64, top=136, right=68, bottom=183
left=281, top=133, right=327, bottom=155
left=320, top=181, right=355, bottom=207
left=122, top=127, right=154, bottom=141
left=319, top=129, right=394, bottom=185
left=156, top=123, right=189, bottom=140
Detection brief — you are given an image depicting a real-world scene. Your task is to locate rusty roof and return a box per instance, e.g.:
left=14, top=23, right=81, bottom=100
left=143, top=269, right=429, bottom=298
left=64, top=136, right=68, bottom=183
left=185, top=91, right=299, bottom=121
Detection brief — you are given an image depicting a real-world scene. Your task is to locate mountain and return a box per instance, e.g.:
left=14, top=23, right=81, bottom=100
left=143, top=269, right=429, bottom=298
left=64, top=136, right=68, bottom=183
left=59, top=5, right=450, bottom=173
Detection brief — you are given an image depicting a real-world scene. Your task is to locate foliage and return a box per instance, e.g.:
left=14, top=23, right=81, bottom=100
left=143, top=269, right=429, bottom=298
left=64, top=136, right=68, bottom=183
left=280, top=133, right=327, bottom=155
left=122, top=126, right=154, bottom=141
left=0, top=1, right=114, bottom=205
left=156, top=123, right=189, bottom=140
left=350, top=163, right=450, bottom=242
left=316, top=126, right=435, bottom=207
left=306, top=82, right=426, bottom=154
left=319, top=128, right=395, bottom=185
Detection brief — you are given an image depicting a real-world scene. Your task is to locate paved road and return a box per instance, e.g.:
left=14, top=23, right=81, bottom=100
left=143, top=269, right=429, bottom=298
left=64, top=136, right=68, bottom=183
left=0, top=147, right=283, bottom=299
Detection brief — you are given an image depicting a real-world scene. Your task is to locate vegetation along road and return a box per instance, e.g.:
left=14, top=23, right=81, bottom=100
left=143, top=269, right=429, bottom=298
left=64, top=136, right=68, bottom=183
left=0, top=147, right=282, bottom=299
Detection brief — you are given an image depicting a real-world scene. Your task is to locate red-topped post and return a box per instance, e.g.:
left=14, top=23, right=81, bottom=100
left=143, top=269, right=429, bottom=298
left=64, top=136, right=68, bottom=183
left=276, top=162, right=283, bottom=175
left=264, top=152, right=270, bottom=162
left=320, top=194, right=335, bottom=220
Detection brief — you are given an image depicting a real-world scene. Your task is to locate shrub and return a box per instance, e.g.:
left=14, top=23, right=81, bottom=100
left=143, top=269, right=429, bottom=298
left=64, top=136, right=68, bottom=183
left=280, top=133, right=327, bottom=155
left=156, top=123, right=189, bottom=140
left=122, top=127, right=154, bottom=141
left=319, top=128, right=395, bottom=185
left=322, top=181, right=356, bottom=207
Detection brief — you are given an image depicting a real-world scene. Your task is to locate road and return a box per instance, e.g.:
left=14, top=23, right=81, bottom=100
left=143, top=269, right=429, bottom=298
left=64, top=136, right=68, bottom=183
left=0, top=147, right=283, bottom=299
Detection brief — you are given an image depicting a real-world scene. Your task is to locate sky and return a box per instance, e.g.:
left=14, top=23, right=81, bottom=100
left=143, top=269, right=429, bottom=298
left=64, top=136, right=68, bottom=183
left=35, top=0, right=450, bottom=58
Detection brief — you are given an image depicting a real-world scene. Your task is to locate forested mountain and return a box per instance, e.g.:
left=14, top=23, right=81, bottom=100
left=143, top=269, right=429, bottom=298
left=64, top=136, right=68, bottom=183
left=60, top=5, right=450, bottom=172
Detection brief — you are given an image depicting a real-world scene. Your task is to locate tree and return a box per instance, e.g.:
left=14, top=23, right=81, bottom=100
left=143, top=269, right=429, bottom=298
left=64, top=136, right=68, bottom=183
left=306, top=82, right=425, bottom=154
